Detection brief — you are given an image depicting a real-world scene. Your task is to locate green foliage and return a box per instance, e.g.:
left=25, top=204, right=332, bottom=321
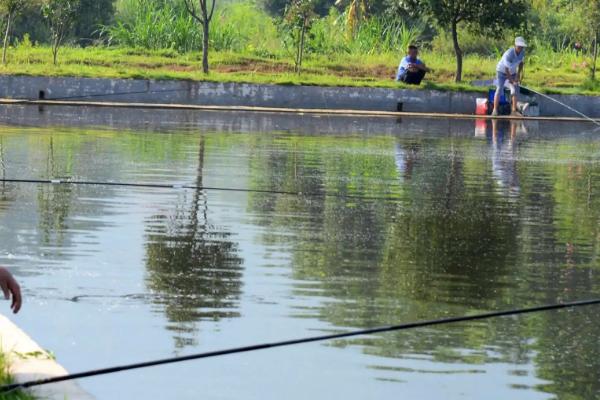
left=527, top=0, right=597, bottom=51
left=306, top=8, right=346, bottom=53
left=431, top=28, right=508, bottom=57
left=73, top=0, right=115, bottom=45
left=108, top=1, right=280, bottom=54
left=0, top=351, right=36, bottom=400
left=299, top=7, right=422, bottom=57
left=0, top=0, right=25, bottom=15
left=107, top=0, right=201, bottom=52
left=262, top=0, right=334, bottom=17
left=586, top=0, right=600, bottom=79
left=336, top=0, right=368, bottom=38
left=281, top=0, right=317, bottom=72
left=0, top=0, right=598, bottom=93
left=11, top=1, right=50, bottom=45
left=0, top=0, right=26, bottom=63
left=408, top=0, right=528, bottom=35
left=209, top=1, right=280, bottom=53
left=347, top=16, right=421, bottom=55
left=399, top=0, right=528, bottom=81
left=42, top=0, right=80, bottom=64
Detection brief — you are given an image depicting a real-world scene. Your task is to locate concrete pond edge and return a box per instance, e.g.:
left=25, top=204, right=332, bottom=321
left=0, top=315, right=94, bottom=400
left=0, top=75, right=598, bottom=117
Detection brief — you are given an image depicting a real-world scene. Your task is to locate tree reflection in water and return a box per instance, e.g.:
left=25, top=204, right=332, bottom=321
left=245, top=132, right=600, bottom=399
left=145, top=136, right=243, bottom=349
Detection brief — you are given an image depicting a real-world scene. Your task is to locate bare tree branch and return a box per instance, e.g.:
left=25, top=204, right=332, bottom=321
left=183, top=0, right=203, bottom=24
left=208, top=0, right=217, bottom=23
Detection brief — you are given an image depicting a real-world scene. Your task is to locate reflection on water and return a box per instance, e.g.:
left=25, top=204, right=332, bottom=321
left=0, top=118, right=598, bottom=400
left=145, top=137, right=243, bottom=348
left=491, top=119, right=521, bottom=196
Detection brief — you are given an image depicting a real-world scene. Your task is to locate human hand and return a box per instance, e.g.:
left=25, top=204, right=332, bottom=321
left=0, top=267, right=21, bottom=314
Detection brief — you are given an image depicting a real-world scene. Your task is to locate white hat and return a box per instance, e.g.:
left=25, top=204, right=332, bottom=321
left=515, top=37, right=527, bottom=47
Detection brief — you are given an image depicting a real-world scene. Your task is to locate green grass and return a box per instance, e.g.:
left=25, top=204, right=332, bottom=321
left=0, top=352, right=36, bottom=400
left=0, top=45, right=597, bottom=95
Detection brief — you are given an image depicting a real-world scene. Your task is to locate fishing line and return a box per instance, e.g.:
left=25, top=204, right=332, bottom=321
left=1, top=298, right=599, bottom=394
left=0, top=178, right=404, bottom=202
left=521, top=85, right=600, bottom=127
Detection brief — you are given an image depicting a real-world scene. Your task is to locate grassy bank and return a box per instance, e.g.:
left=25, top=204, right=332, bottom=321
left=0, top=45, right=598, bottom=95
left=0, top=352, right=35, bottom=400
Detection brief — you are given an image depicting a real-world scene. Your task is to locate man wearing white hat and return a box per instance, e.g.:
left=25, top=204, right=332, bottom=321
left=492, top=37, right=527, bottom=116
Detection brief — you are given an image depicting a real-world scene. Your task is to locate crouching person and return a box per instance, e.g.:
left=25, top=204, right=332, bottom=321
left=396, top=45, right=432, bottom=85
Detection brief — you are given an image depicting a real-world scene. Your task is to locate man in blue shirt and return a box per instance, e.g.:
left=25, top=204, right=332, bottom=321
left=492, top=37, right=527, bottom=116
left=396, top=45, right=432, bottom=85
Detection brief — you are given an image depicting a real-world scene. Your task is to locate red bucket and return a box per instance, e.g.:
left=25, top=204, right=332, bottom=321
left=475, top=98, right=489, bottom=115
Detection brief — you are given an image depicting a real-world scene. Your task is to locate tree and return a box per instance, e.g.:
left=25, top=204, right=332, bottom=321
left=399, top=0, right=528, bottom=82
left=587, top=0, right=600, bottom=80
left=183, top=0, right=216, bottom=74
left=281, top=0, right=316, bottom=73
left=145, top=137, right=243, bottom=348
left=42, top=0, right=79, bottom=65
left=1, top=0, right=25, bottom=64
left=10, top=1, right=50, bottom=46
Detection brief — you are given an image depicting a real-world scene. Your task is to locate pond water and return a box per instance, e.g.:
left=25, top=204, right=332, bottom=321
left=1, top=109, right=599, bottom=400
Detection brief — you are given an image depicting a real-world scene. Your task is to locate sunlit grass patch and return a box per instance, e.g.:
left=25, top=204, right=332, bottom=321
left=0, top=351, right=36, bottom=400
left=0, top=45, right=597, bottom=95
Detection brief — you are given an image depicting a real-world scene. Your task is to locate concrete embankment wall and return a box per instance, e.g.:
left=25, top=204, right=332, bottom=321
left=0, top=315, right=94, bottom=399
left=0, top=76, right=598, bottom=117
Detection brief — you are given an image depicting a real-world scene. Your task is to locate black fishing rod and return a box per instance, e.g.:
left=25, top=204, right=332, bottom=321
left=1, top=298, right=599, bottom=394
left=0, top=178, right=403, bottom=202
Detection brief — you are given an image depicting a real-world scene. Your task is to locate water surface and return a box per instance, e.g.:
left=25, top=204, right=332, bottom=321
left=0, top=113, right=599, bottom=400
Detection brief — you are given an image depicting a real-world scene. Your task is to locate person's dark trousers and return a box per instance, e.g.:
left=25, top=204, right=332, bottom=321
left=400, top=70, right=426, bottom=85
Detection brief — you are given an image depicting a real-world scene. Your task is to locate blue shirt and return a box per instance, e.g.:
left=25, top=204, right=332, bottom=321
left=396, top=56, right=423, bottom=80
left=496, top=48, right=525, bottom=74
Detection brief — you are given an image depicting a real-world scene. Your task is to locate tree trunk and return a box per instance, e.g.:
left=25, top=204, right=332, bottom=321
left=451, top=19, right=462, bottom=83
left=2, top=13, right=12, bottom=65
left=192, top=135, right=205, bottom=230
left=53, top=39, right=58, bottom=65
left=297, top=19, right=307, bottom=73
left=202, top=20, right=209, bottom=74
left=593, top=32, right=598, bottom=81
left=295, top=35, right=300, bottom=73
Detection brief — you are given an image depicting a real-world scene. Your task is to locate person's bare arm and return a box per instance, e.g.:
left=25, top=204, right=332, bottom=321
left=415, top=63, right=432, bottom=73
left=0, top=267, right=21, bottom=314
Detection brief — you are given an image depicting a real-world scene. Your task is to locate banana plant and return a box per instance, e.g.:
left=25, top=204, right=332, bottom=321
left=335, top=0, right=368, bottom=39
